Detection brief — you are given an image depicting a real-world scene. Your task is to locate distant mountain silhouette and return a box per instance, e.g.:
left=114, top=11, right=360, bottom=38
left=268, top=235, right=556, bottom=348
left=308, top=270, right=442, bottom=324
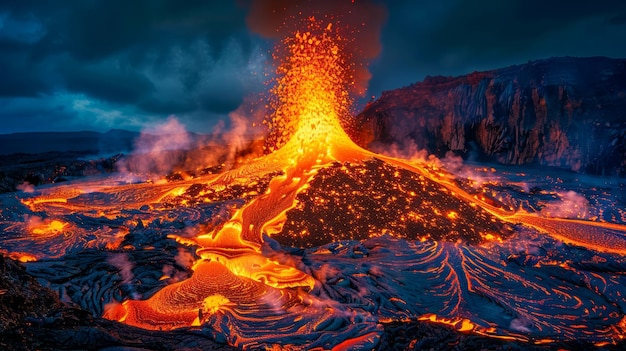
left=0, top=129, right=139, bottom=155
left=357, top=57, right=626, bottom=176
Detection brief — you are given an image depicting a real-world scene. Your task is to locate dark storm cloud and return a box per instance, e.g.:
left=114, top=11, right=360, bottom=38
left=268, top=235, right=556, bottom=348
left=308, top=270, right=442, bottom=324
left=138, top=96, right=196, bottom=115
left=424, top=0, right=626, bottom=55
left=367, top=0, right=626, bottom=98
left=2, top=0, right=249, bottom=61
left=0, top=44, right=50, bottom=97
left=0, top=0, right=265, bottom=133
left=61, top=60, right=155, bottom=104
left=0, top=11, right=51, bottom=97
left=1, top=0, right=626, bottom=133
left=198, top=80, right=245, bottom=114
left=0, top=96, right=87, bottom=132
left=55, top=0, right=248, bottom=61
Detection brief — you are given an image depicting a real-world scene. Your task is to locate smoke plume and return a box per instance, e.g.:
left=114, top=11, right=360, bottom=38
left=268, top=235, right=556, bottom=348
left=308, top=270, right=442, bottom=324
left=117, top=116, right=191, bottom=180
left=107, top=253, right=135, bottom=286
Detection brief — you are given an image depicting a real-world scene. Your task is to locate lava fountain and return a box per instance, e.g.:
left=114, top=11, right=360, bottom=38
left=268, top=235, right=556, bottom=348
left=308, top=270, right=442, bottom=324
left=4, top=6, right=625, bottom=351
left=103, top=14, right=372, bottom=327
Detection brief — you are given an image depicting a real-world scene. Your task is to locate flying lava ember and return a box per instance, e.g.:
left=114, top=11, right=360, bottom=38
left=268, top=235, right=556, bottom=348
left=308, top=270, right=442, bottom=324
left=1, top=4, right=626, bottom=351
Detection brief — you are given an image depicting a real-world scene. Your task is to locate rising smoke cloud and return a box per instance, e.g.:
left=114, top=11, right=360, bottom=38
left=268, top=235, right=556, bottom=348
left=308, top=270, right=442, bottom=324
left=116, top=116, right=191, bottom=180
left=116, top=106, right=267, bottom=182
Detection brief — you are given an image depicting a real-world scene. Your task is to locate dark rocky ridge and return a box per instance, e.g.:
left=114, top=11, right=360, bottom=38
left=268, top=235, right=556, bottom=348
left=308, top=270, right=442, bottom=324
left=356, top=57, right=626, bottom=176
left=0, top=129, right=138, bottom=155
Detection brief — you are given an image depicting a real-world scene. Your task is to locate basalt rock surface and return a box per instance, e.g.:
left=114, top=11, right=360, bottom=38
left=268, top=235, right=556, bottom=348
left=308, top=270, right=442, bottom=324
left=357, top=57, right=626, bottom=176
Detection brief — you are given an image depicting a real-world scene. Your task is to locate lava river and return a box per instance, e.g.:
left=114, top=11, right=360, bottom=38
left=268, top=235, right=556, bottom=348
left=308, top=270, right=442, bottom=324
left=1, top=15, right=626, bottom=351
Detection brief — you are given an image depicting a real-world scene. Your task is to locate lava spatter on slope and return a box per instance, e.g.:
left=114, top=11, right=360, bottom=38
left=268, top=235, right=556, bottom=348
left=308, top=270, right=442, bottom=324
left=165, top=171, right=282, bottom=206
left=276, top=159, right=513, bottom=247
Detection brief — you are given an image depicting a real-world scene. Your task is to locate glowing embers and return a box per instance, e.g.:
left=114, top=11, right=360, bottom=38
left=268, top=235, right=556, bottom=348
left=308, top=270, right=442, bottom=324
left=265, top=17, right=353, bottom=154
left=165, top=171, right=281, bottom=207
left=275, top=159, right=513, bottom=247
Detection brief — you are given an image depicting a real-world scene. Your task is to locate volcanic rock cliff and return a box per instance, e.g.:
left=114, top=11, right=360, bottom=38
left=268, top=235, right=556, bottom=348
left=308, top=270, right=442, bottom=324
left=357, top=57, right=626, bottom=176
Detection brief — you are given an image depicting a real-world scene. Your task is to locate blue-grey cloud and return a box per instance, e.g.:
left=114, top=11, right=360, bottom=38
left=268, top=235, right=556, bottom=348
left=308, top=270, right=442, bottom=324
left=1, top=0, right=626, bottom=133
left=367, top=0, right=626, bottom=100
left=61, top=60, right=155, bottom=104
left=0, top=1, right=267, bottom=133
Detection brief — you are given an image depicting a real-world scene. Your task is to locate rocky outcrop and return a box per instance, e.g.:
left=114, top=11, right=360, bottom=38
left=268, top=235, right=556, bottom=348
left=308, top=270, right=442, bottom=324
left=357, top=57, right=626, bottom=176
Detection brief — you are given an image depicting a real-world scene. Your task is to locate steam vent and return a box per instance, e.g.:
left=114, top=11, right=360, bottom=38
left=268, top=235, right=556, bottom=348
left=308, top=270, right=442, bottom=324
left=1, top=9, right=626, bottom=351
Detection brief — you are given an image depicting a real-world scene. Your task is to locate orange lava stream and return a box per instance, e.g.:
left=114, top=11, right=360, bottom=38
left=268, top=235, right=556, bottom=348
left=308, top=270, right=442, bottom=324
left=187, top=19, right=376, bottom=266
left=513, top=214, right=626, bottom=255
left=104, top=260, right=288, bottom=329
left=5, top=12, right=621, bottom=349
left=96, top=15, right=626, bottom=345
left=108, top=17, right=377, bottom=332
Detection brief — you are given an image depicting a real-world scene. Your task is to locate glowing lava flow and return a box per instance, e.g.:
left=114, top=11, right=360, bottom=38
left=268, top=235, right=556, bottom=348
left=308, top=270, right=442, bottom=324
left=0, top=10, right=621, bottom=348
left=197, top=20, right=374, bottom=248
left=95, top=15, right=626, bottom=348
left=104, top=17, right=375, bottom=333
left=0, top=12, right=590, bottom=351
left=99, top=19, right=393, bottom=349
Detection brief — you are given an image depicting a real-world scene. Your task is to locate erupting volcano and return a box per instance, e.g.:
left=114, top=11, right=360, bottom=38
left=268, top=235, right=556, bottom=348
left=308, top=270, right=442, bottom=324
left=2, top=5, right=626, bottom=351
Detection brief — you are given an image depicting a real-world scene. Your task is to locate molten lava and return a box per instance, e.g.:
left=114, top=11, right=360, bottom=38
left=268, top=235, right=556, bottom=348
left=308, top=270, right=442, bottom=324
left=2, top=9, right=626, bottom=351
left=102, top=16, right=376, bottom=332
left=98, top=16, right=626, bottom=346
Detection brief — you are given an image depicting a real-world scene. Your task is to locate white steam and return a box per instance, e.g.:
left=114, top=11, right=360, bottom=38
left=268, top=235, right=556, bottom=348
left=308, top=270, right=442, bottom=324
left=541, top=190, right=590, bottom=219
left=16, top=182, right=35, bottom=193
left=117, top=116, right=191, bottom=180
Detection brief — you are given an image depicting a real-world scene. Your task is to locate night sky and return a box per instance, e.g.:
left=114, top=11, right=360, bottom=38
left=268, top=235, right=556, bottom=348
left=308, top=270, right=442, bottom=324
left=1, top=0, right=626, bottom=134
